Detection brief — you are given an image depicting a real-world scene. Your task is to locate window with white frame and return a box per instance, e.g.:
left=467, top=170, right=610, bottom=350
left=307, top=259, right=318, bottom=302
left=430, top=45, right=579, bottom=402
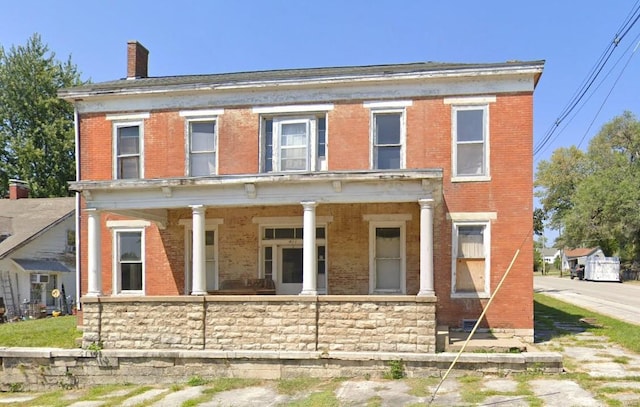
left=261, top=115, right=326, bottom=172
left=372, top=111, right=404, bottom=169
left=114, top=229, right=144, bottom=294
left=453, top=105, right=488, bottom=178
left=188, top=119, right=217, bottom=176
left=452, top=222, right=490, bottom=297
left=368, top=221, right=406, bottom=293
left=114, top=122, right=143, bottom=179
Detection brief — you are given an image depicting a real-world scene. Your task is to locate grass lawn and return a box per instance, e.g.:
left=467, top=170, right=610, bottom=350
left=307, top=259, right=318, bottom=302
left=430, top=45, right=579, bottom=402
left=0, top=315, right=81, bottom=348
left=534, top=292, right=640, bottom=353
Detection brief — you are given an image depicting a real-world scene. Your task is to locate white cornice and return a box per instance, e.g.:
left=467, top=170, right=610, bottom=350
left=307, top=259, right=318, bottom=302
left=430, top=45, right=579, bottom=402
left=72, top=171, right=442, bottom=211
left=69, top=73, right=538, bottom=114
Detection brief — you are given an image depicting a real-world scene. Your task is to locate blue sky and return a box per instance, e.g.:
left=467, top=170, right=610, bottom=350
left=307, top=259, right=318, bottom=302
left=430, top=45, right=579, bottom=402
left=2, top=0, right=639, bottom=240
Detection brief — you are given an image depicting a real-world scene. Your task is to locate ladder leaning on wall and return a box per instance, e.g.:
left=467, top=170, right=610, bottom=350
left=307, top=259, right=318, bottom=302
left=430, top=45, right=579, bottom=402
left=1, top=271, right=19, bottom=319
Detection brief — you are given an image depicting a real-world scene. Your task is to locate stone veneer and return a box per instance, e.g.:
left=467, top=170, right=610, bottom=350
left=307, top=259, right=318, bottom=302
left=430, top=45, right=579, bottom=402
left=82, top=295, right=437, bottom=353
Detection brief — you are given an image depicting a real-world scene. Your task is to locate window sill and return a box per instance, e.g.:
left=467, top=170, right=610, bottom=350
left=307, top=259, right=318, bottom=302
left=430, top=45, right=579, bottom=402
left=115, top=291, right=145, bottom=296
left=451, top=175, right=491, bottom=183
left=451, top=292, right=490, bottom=299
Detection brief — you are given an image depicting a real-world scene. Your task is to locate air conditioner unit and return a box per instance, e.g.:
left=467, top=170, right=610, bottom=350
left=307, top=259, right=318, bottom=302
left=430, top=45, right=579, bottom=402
left=31, top=274, right=49, bottom=284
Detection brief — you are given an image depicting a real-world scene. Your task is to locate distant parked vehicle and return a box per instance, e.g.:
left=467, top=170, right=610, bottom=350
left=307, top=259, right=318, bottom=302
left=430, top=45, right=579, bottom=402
left=570, top=264, right=585, bottom=280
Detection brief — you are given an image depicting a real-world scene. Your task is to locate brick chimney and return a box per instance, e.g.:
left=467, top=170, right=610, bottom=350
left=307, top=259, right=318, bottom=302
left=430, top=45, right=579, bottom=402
left=9, top=179, right=29, bottom=200
left=127, top=41, right=149, bottom=79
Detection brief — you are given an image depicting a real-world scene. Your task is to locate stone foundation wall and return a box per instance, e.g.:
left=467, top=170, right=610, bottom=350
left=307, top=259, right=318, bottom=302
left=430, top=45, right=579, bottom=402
left=82, top=296, right=436, bottom=353
left=0, top=348, right=563, bottom=392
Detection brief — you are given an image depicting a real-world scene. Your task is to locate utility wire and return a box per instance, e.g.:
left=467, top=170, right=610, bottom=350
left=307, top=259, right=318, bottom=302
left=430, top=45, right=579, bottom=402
left=533, top=2, right=640, bottom=157
left=577, top=39, right=640, bottom=149
left=535, top=30, right=640, bottom=157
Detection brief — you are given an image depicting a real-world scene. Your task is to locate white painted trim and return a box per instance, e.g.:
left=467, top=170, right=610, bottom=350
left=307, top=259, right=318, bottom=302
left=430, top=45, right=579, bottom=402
left=179, top=109, right=224, bottom=117
left=443, top=96, right=496, bottom=105
left=363, top=214, right=412, bottom=222
left=106, top=112, right=150, bottom=121
left=112, top=227, right=145, bottom=295
left=447, top=212, right=497, bottom=221
left=106, top=220, right=151, bottom=228
left=72, top=75, right=536, bottom=114
left=182, top=221, right=220, bottom=293
left=368, top=220, right=406, bottom=294
left=178, top=218, right=224, bottom=227
left=450, top=220, right=491, bottom=299
left=252, top=216, right=334, bottom=225
left=363, top=100, right=413, bottom=108
left=451, top=104, right=490, bottom=179
left=185, top=116, right=219, bottom=176
left=252, top=104, right=334, bottom=114
left=370, top=108, right=407, bottom=170
left=451, top=175, right=492, bottom=183
left=112, top=120, right=144, bottom=179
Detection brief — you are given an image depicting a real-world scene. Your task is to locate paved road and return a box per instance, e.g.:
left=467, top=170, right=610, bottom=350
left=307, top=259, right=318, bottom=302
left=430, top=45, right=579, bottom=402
left=534, top=275, right=640, bottom=325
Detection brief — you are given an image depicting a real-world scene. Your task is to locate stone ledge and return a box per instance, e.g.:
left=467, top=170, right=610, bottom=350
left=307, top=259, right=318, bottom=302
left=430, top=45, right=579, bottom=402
left=0, top=347, right=563, bottom=391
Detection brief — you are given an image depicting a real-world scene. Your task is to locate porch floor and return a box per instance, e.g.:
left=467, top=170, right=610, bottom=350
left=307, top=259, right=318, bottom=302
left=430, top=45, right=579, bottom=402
left=447, top=331, right=534, bottom=353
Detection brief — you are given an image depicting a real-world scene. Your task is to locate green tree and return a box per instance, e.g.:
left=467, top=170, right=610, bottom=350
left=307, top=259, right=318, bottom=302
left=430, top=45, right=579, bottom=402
left=533, top=208, right=546, bottom=236
left=536, top=112, right=640, bottom=262
left=534, top=146, right=587, bottom=231
left=0, top=34, right=85, bottom=197
left=565, top=112, right=640, bottom=260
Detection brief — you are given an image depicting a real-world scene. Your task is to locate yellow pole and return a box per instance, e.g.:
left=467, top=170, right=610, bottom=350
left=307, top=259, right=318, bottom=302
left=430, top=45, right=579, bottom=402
left=428, top=248, right=521, bottom=405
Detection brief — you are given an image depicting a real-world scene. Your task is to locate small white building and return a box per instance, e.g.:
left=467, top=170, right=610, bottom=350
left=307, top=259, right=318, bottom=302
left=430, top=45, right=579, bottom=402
left=562, top=247, right=604, bottom=271
left=0, top=181, right=75, bottom=318
left=541, top=248, right=560, bottom=264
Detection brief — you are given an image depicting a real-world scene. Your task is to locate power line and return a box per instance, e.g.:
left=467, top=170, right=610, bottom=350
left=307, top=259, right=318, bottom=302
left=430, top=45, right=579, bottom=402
left=533, top=2, right=640, bottom=158
left=577, top=38, right=640, bottom=149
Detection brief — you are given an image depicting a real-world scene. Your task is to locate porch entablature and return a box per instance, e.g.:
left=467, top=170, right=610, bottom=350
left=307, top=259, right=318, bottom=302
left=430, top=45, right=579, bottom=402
left=71, top=169, right=443, bottom=211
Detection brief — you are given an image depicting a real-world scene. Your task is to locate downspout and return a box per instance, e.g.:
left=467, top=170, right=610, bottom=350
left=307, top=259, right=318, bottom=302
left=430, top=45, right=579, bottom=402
left=74, top=107, right=81, bottom=312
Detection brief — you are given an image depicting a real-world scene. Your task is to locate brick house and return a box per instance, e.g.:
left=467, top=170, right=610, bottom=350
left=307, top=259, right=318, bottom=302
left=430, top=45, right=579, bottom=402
left=59, top=42, right=543, bottom=353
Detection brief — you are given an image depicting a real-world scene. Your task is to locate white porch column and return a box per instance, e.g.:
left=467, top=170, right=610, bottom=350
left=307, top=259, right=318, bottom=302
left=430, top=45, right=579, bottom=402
left=418, top=198, right=435, bottom=296
left=86, top=209, right=102, bottom=297
left=300, top=201, right=318, bottom=295
left=190, top=205, right=207, bottom=295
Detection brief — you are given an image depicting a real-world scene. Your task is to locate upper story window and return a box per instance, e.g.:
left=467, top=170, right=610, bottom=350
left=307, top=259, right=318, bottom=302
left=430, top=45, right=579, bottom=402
left=445, top=96, right=494, bottom=181
left=188, top=120, right=217, bottom=176
left=115, top=124, right=142, bottom=179
left=262, top=115, right=326, bottom=172
left=254, top=104, right=332, bottom=173
left=373, top=112, right=403, bottom=169
left=180, top=109, right=223, bottom=177
left=107, top=113, right=149, bottom=180
left=364, top=101, right=411, bottom=170
left=65, top=230, right=75, bottom=254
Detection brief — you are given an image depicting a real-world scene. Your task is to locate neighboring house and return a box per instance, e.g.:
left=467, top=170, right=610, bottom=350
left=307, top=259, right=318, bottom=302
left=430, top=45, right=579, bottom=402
left=59, top=41, right=544, bottom=352
left=541, top=248, right=560, bottom=264
left=0, top=181, right=76, bottom=318
left=562, top=247, right=605, bottom=271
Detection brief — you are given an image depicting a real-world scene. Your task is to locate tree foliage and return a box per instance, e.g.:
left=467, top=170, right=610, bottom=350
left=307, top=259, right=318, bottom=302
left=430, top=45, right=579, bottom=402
left=535, top=111, right=640, bottom=261
left=0, top=34, right=85, bottom=197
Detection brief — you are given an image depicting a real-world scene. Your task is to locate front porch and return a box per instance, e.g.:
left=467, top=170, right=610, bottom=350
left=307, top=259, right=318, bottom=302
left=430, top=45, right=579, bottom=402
left=81, top=295, right=437, bottom=353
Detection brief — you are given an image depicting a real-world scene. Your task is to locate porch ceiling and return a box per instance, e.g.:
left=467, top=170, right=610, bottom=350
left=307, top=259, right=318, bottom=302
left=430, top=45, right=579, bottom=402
left=71, top=170, right=443, bottom=211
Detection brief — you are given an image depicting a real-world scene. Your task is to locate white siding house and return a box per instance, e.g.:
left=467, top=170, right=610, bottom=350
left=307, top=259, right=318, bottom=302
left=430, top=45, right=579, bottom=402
left=0, top=185, right=75, bottom=318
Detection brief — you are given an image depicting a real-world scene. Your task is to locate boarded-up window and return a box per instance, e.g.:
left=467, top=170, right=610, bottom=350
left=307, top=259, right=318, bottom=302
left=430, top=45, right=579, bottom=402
left=455, top=225, right=486, bottom=294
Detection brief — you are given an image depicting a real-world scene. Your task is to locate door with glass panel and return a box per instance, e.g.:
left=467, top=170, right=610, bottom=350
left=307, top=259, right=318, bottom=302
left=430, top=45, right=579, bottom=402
left=278, top=246, right=303, bottom=294
left=261, top=226, right=327, bottom=295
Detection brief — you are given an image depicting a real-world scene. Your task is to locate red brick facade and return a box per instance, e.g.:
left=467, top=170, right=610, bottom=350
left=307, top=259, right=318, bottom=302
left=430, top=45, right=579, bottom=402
left=64, top=57, right=543, bottom=340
